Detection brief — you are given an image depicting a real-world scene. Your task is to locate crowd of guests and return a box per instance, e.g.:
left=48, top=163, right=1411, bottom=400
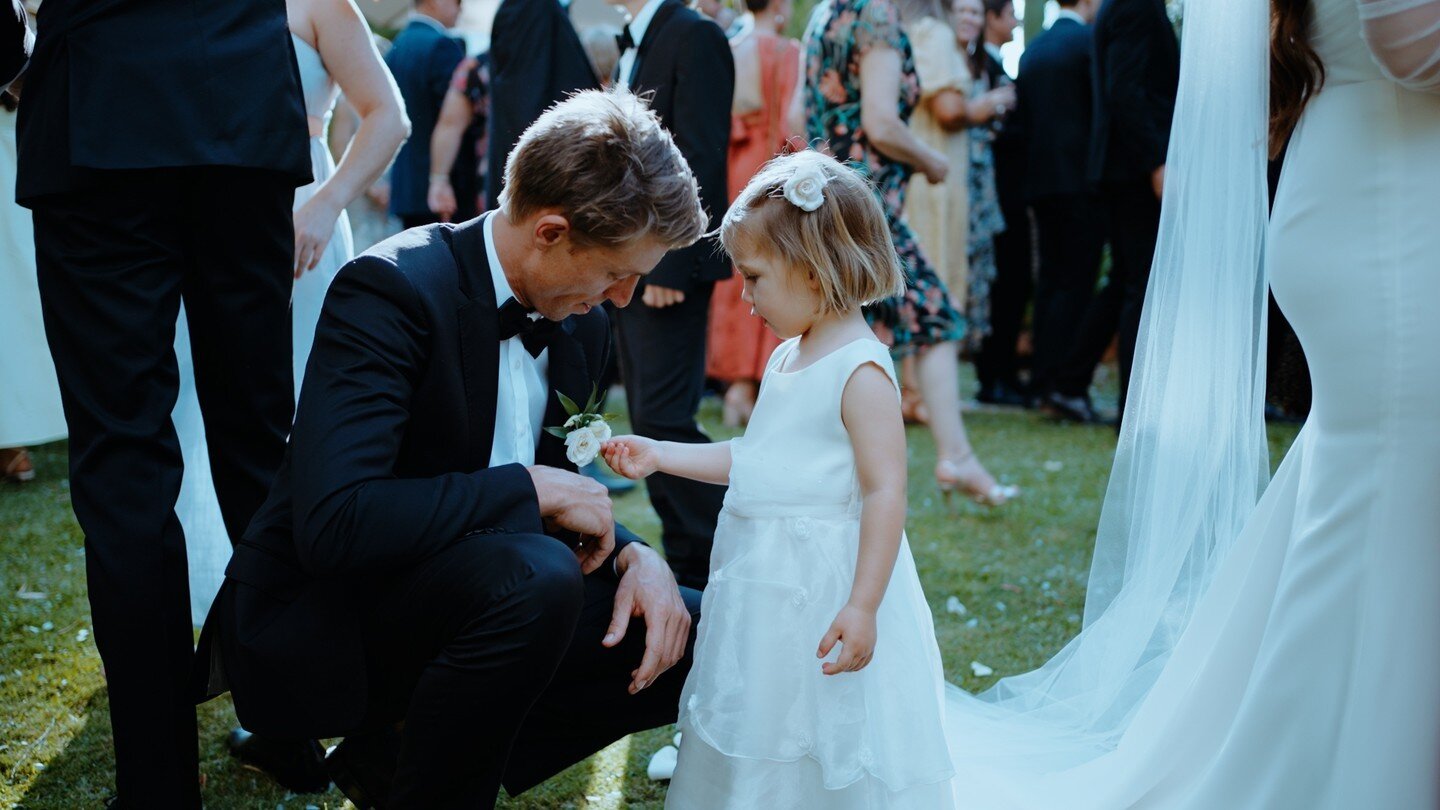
left=0, top=0, right=1187, bottom=803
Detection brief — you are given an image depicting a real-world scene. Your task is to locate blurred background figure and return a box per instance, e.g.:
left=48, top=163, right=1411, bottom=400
left=0, top=21, right=66, bottom=484
left=428, top=50, right=491, bottom=222
left=386, top=0, right=466, bottom=228
left=706, top=0, right=800, bottom=428
left=972, top=0, right=1032, bottom=407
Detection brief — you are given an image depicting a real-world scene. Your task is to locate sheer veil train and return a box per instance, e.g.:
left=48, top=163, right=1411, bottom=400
left=938, top=0, right=1272, bottom=796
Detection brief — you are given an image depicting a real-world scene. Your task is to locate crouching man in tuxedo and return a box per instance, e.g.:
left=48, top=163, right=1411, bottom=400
left=195, top=89, right=710, bottom=809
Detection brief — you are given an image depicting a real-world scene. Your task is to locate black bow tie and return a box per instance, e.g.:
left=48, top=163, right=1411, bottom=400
left=497, top=297, right=557, bottom=358
left=616, top=25, right=636, bottom=53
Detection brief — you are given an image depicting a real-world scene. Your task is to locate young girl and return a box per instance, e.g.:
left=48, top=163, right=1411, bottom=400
left=603, top=152, right=957, bottom=808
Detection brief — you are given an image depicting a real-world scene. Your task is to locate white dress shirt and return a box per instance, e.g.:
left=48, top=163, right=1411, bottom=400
left=1054, top=9, right=1087, bottom=26
left=484, top=214, right=550, bottom=468
left=407, top=11, right=450, bottom=33
left=616, top=0, right=667, bottom=89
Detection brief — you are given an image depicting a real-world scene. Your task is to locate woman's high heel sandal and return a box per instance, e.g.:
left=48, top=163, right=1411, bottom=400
left=936, top=454, right=1019, bottom=507
left=1, top=448, right=35, bottom=483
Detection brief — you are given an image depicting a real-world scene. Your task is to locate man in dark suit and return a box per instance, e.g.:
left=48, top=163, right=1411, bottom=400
left=976, top=0, right=1036, bottom=408
left=15, top=1, right=312, bottom=805
left=385, top=0, right=466, bottom=228
left=1081, top=0, right=1179, bottom=421
left=484, top=0, right=601, bottom=212
left=197, top=90, right=707, bottom=809
left=611, top=0, right=733, bottom=589
left=1015, top=0, right=1109, bottom=416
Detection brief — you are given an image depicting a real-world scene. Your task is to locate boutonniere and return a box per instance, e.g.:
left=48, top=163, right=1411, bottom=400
left=545, top=384, right=617, bottom=467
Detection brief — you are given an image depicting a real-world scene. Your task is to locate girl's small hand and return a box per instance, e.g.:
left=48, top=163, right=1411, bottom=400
left=817, top=604, right=877, bottom=675
left=601, top=436, right=663, bottom=479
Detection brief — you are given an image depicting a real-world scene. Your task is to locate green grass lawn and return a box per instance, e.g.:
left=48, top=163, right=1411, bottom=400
left=0, top=383, right=1300, bottom=809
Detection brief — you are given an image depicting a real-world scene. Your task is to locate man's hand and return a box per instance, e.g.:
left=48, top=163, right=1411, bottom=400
left=1151, top=164, right=1166, bottom=201
left=641, top=284, right=686, bottom=309
left=527, top=465, right=616, bottom=574
left=604, top=544, right=691, bottom=694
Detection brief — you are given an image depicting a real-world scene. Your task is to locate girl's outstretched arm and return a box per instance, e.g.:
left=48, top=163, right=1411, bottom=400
left=601, top=437, right=733, bottom=486
left=817, top=362, right=907, bottom=675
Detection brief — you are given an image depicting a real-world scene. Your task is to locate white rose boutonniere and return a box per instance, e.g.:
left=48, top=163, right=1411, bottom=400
left=782, top=164, right=829, bottom=212
left=546, top=384, right=617, bottom=467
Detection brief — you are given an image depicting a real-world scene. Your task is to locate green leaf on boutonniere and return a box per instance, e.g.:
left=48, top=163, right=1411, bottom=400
left=582, top=383, right=600, bottom=415
left=557, top=391, right=580, bottom=417
left=544, top=426, right=570, bottom=438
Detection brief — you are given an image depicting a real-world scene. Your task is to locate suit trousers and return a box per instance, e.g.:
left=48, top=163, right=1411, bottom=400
left=1054, top=180, right=1160, bottom=415
left=359, top=533, right=701, bottom=808
left=1030, top=194, right=1107, bottom=396
left=30, top=167, right=295, bottom=807
left=613, top=283, right=725, bottom=589
left=975, top=202, right=1035, bottom=391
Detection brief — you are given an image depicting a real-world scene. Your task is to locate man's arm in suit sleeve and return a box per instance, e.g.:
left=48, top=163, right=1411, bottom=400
left=1100, top=1, right=1170, bottom=173
left=1, top=0, right=32, bottom=91
left=643, top=18, right=735, bottom=292
left=290, top=258, right=544, bottom=576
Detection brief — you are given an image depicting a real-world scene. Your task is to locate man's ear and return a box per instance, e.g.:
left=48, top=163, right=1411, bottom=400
left=534, top=213, right=572, bottom=250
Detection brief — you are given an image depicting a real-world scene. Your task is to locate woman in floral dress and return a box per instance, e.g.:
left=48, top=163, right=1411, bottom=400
left=802, top=0, right=1017, bottom=505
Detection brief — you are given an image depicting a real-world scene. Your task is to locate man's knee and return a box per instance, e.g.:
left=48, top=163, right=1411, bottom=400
left=498, top=534, right=586, bottom=631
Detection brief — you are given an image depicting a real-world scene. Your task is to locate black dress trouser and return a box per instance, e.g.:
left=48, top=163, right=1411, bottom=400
left=613, top=283, right=726, bottom=590
left=359, top=533, right=702, bottom=808
left=1030, top=194, right=1106, bottom=397
left=30, top=167, right=295, bottom=807
left=975, top=202, right=1035, bottom=391
left=1054, top=180, right=1161, bottom=418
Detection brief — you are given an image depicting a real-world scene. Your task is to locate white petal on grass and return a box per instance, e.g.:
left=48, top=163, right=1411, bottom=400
left=970, top=661, right=995, bottom=677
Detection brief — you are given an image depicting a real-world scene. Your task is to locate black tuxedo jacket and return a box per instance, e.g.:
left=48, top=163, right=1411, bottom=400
left=983, top=48, right=1027, bottom=214
left=385, top=18, right=466, bottom=219
left=1016, top=17, right=1095, bottom=200
left=195, top=215, right=643, bottom=738
left=625, top=0, right=733, bottom=291
left=15, top=0, right=311, bottom=204
left=1087, top=0, right=1179, bottom=186
left=1, top=0, right=28, bottom=90
left=485, top=0, right=601, bottom=212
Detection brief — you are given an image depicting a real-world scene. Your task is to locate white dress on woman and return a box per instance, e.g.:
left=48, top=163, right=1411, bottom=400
left=0, top=110, right=66, bottom=449
left=666, top=337, right=957, bottom=809
left=937, top=0, right=1440, bottom=806
left=178, top=34, right=354, bottom=625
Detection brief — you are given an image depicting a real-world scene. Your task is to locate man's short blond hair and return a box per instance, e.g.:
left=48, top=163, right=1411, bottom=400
left=500, top=89, right=707, bottom=250
left=720, top=151, right=905, bottom=314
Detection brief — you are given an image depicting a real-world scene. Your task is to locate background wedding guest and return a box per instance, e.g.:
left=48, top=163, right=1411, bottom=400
left=958, top=0, right=1009, bottom=357
left=0, top=89, right=64, bottom=485
left=485, top=0, right=601, bottom=211
left=804, top=0, right=1017, bottom=506
left=1016, top=0, right=1107, bottom=412
left=428, top=51, right=490, bottom=223
left=580, top=24, right=623, bottom=89
left=706, top=0, right=799, bottom=428
left=16, top=0, right=312, bottom=803
left=973, top=0, right=1033, bottom=406
left=0, top=0, right=28, bottom=91
left=385, top=0, right=465, bottom=228
left=611, top=0, right=734, bottom=588
left=1083, top=0, right=1178, bottom=422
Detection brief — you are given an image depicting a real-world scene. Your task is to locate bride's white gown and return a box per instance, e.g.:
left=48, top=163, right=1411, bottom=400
left=940, top=0, right=1440, bottom=806
left=178, top=34, right=353, bottom=625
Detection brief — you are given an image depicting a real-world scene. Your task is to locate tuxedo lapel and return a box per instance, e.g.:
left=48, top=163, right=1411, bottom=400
left=629, top=0, right=681, bottom=88
left=452, top=215, right=500, bottom=468
left=538, top=319, right=592, bottom=466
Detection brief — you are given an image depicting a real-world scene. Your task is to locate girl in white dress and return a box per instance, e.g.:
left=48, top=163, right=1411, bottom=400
left=178, top=0, right=408, bottom=625
left=604, top=151, right=957, bottom=809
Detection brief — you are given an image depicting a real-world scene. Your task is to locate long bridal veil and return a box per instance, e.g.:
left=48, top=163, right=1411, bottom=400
left=941, top=0, right=1271, bottom=790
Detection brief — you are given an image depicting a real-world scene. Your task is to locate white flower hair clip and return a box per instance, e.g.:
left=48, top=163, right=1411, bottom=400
left=782, top=164, right=830, bottom=212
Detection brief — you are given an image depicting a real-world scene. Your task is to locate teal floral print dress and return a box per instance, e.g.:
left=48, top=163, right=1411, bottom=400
left=802, top=0, right=966, bottom=354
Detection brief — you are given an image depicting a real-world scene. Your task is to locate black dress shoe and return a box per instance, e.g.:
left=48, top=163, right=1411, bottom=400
left=325, top=729, right=402, bottom=810
left=1042, top=392, right=1098, bottom=424
left=977, top=380, right=1033, bottom=408
left=226, top=728, right=330, bottom=793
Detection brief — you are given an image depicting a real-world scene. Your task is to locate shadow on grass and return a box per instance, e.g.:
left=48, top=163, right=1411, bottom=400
left=15, top=688, right=115, bottom=809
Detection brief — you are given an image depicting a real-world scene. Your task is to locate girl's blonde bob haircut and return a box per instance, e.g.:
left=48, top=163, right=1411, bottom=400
left=719, top=150, right=906, bottom=315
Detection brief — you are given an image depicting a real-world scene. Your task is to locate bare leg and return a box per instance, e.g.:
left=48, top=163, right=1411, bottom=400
left=915, top=341, right=1018, bottom=506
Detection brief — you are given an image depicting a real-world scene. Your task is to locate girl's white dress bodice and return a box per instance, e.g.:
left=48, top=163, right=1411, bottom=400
left=179, top=34, right=355, bottom=625
left=666, top=337, right=957, bottom=809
